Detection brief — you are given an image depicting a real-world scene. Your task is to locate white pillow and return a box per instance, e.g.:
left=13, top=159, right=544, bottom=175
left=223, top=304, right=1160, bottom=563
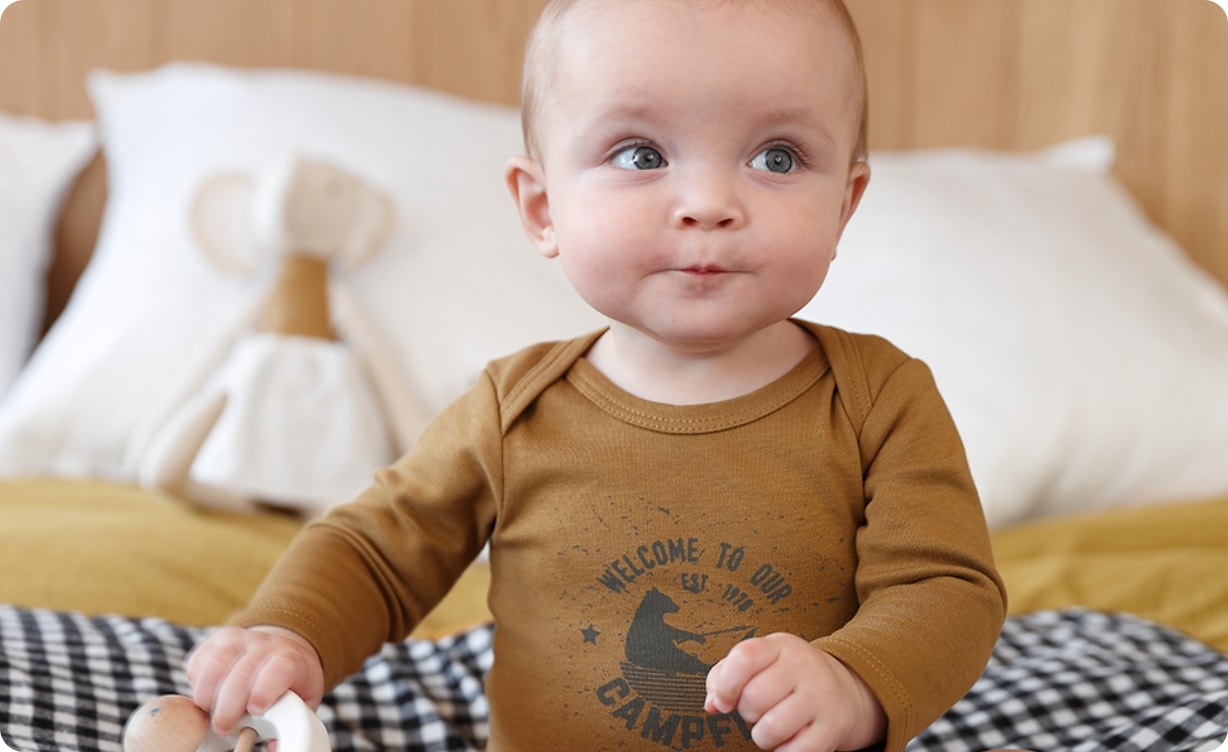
left=0, top=63, right=600, bottom=489
left=0, top=112, right=96, bottom=398
left=800, top=138, right=1228, bottom=528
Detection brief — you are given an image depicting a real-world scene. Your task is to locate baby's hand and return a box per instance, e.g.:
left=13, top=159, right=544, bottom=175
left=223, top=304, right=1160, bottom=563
left=185, top=625, right=325, bottom=737
left=704, top=633, right=885, bottom=751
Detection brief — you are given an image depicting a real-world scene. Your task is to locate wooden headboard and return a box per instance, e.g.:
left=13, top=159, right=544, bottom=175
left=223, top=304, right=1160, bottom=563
left=2, top=0, right=1225, bottom=335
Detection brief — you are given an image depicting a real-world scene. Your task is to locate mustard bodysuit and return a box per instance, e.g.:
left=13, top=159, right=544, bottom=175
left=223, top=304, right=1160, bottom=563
left=233, top=321, right=1007, bottom=752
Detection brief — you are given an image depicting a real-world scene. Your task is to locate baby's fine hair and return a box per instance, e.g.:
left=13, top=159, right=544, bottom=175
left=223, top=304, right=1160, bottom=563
left=519, top=0, right=870, bottom=164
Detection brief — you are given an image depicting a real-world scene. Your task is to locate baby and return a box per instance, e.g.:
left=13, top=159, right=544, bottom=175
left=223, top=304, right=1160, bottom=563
left=186, top=1, right=1008, bottom=750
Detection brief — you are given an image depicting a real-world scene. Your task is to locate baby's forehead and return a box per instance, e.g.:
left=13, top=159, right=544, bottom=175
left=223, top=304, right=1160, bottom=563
left=543, top=0, right=862, bottom=94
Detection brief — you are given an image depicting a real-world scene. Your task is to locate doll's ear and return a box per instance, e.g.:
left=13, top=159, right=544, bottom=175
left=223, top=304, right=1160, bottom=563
left=505, top=155, right=557, bottom=258
left=335, top=186, right=395, bottom=274
left=191, top=173, right=263, bottom=275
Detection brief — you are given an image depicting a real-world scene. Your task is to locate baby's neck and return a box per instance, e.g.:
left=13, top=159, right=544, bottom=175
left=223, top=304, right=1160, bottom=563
left=584, top=321, right=817, bottom=405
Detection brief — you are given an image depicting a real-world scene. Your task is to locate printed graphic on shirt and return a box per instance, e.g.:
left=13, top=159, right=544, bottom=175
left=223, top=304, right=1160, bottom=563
left=579, top=534, right=843, bottom=750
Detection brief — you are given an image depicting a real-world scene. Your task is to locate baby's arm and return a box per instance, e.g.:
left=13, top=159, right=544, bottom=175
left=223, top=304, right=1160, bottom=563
left=186, top=625, right=326, bottom=737
left=704, top=633, right=886, bottom=752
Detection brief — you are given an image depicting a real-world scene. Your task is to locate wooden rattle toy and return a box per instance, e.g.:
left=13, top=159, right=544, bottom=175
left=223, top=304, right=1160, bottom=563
left=122, top=692, right=330, bottom=752
left=122, top=695, right=226, bottom=752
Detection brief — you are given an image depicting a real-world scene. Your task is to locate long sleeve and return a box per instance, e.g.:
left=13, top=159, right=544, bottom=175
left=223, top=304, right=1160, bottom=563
left=812, top=343, right=1007, bottom=752
left=227, top=372, right=504, bottom=688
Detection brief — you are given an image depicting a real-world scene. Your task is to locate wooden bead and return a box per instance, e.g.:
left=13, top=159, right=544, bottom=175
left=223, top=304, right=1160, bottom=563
left=122, top=695, right=210, bottom=752
left=234, top=727, right=258, bottom=752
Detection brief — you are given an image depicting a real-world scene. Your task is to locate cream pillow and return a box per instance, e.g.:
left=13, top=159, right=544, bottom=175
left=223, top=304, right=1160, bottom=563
left=0, top=112, right=96, bottom=397
left=801, top=139, right=1228, bottom=528
left=0, top=63, right=599, bottom=489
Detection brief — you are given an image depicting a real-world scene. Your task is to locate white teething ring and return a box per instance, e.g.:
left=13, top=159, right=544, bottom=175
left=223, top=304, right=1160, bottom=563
left=195, top=692, right=330, bottom=752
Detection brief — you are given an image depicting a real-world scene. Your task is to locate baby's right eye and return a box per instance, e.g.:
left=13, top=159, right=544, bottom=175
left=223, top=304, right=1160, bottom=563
left=611, top=144, right=667, bottom=170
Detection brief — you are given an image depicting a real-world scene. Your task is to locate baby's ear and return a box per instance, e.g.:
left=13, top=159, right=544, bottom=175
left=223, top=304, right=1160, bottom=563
left=836, top=159, right=871, bottom=243
left=505, top=156, right=558, bottom=258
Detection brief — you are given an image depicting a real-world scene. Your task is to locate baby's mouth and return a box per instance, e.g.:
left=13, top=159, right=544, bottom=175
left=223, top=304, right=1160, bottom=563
left=679, top=264, right=729, bottom=275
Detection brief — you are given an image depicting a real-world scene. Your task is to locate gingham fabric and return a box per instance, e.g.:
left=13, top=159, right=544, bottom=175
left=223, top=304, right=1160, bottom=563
left=0, top=608, right=491, bottom=752
left=909, top=609, right=1228, bottom=752
left=1, top=606, right=1225, bottom=752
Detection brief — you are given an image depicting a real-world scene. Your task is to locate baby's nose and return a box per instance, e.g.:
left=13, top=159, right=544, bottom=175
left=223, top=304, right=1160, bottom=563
left=671, top=174, right=745, bottom=230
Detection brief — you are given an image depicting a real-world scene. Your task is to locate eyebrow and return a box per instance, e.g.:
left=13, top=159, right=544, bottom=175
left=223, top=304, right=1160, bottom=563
left=583, top=99, right=842, bottom=147
left=763, top=107, right=840, bottom=148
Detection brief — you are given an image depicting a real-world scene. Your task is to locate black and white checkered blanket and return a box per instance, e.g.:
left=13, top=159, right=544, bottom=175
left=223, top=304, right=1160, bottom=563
left=1, top=607, right=1225, bottom=751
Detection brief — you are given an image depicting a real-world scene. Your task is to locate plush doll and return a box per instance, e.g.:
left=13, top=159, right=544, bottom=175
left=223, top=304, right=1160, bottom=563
left=139, top=154, right=429, bottom=515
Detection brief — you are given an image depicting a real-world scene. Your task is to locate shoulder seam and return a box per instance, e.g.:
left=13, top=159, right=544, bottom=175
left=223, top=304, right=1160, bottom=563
left=810, top=324, right=872, bottom=436
left=499, top=331, right=602, bottom=433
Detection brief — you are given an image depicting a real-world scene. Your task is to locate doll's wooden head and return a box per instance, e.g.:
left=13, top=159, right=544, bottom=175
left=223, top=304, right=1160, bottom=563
left=122, top=695, right=210, bottom=752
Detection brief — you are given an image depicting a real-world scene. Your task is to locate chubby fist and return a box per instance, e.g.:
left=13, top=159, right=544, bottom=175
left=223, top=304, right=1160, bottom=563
left=704, top=633, right=886, bottom=752
left=186, top=625, right=325, bottom=737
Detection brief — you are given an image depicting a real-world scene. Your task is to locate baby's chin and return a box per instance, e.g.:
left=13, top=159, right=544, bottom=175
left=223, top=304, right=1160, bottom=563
left=616, top=315, right=807, bottom=356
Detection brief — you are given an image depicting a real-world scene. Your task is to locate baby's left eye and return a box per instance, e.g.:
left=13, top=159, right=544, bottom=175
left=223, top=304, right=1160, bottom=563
left=750, top=146, right=799, bottom=174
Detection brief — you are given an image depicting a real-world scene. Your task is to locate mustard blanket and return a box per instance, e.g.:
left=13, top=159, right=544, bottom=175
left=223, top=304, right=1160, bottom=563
left=2, top=480, right=1224, bottom=651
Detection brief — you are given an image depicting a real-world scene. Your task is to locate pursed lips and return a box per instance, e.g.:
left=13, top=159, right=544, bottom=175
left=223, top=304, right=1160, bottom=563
left=677, top=264, right=730, bottom=275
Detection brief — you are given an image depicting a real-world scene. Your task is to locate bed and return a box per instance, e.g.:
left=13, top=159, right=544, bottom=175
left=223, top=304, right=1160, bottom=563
left=1, top=0, right=1226, bottom=750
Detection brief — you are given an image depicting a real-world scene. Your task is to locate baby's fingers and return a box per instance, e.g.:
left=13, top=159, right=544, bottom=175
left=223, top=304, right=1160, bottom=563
left=704, top=636, right=780, bottom=715
left=753, top=692, right=840, bottom=752
left=186, top=627, right=249, bottom=722
left=186, top=627, right=322, bottom=737
left=209, top=647, right=272, bottom=735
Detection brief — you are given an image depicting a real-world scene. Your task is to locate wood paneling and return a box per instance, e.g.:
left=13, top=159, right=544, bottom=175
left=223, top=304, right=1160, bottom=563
left=412, top=0, right=545, bottom=106
left=155, top=0, right=298, bottom=69
left=846, top=1, right=909, bottom=149
left=292, top=0, right=418, bottom=82
left=0, top=0, right=547, bottom=116
left=910, top=0, right=1018, bottom=148
left=1166, top=0, right=1228, bottom=285
left=0, top=1, right=57, bottom=115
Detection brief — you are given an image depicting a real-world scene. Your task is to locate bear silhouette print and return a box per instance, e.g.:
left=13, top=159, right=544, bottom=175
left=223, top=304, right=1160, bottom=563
left=620, top=589, right=756, bottom=712
left=625, top=588, right=711, bottom=674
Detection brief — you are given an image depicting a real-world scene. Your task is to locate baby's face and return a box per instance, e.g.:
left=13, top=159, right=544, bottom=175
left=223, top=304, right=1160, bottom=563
left=530, top=0, right=868, bottom=352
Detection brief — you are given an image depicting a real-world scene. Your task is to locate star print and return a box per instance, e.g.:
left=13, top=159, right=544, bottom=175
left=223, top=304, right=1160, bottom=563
left=581, top=624, right=601, bottom=644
